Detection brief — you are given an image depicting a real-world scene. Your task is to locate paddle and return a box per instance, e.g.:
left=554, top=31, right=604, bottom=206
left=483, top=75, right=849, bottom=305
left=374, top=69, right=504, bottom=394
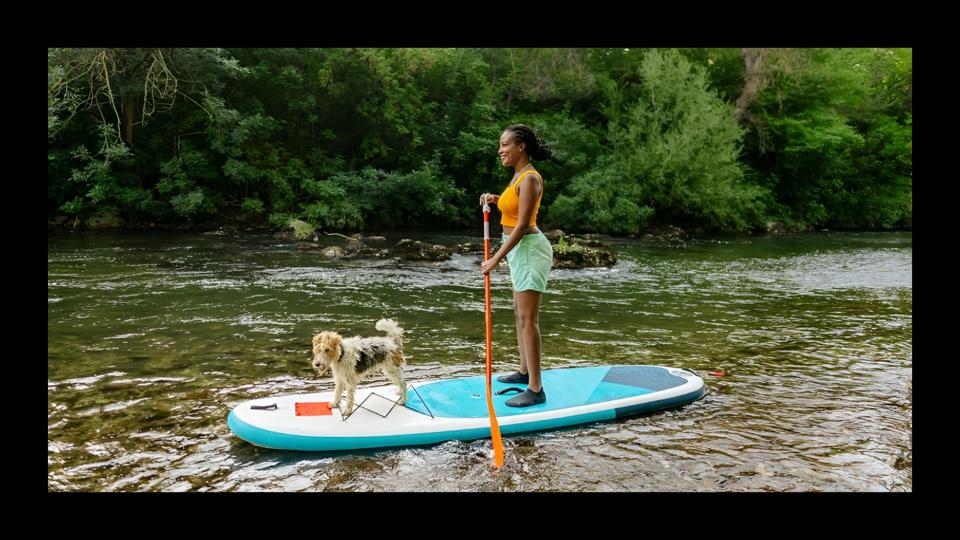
left=483, top=202, right=505, bottom=468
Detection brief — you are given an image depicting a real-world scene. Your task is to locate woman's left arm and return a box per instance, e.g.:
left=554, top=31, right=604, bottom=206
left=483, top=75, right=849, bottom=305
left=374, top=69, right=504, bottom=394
left=481, top=174, right=541, bottom=274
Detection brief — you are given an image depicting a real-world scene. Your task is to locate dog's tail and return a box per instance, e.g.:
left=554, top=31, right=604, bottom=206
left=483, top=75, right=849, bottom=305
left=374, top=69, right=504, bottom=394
left=375, top=318, right=404, bottom=340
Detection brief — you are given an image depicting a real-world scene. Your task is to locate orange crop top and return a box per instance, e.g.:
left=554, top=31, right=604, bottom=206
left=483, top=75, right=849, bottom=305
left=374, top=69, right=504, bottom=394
left=497, top=169, right=543, bottom=228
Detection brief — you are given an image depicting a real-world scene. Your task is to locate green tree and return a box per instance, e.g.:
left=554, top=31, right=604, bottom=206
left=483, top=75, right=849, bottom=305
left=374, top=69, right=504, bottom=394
left=552, top=49, right=765, bottom=233
left=742, top=48, right=911, bottom=228
left=47, top=48, right=910, bottom=233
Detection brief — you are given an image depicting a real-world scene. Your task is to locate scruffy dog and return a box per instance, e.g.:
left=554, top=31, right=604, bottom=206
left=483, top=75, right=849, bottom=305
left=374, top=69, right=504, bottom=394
left=312, top=319, right=406, bottom=415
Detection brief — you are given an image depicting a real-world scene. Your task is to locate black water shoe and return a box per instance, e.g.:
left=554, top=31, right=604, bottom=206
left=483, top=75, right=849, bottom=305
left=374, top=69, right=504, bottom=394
left=505, top=387, right=546, bottom=407
left=497, top=371, right=529, bottom=384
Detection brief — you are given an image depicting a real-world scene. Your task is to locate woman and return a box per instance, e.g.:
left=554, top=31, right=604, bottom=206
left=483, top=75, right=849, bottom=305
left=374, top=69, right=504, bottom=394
left=479, top=124, right=554, bottom=407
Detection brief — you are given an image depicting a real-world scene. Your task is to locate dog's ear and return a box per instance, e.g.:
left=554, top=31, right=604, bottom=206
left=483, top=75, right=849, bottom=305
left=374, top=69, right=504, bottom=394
left=326, top=334, right=342, bottom=360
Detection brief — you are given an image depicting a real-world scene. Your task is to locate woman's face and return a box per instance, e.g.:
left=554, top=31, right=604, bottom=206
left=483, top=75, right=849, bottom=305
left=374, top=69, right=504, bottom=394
left=498, top=131, right=526, bottom=168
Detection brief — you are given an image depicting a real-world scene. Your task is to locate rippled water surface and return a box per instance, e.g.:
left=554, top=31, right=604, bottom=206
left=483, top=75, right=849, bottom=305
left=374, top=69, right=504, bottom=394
left=48, top=230, right=912, bottom=491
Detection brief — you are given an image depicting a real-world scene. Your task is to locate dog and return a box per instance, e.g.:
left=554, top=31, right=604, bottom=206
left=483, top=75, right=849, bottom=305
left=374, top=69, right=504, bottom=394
left=311, top=319, right=406, bottom=415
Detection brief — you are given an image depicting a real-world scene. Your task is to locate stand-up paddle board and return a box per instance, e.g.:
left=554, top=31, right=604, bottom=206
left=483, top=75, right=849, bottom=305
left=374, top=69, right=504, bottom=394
left=228, top=365, right=705, bottom=452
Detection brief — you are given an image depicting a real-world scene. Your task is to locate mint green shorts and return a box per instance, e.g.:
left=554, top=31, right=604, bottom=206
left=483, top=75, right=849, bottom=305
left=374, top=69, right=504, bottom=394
left=503, top=233, right=553, bottom=292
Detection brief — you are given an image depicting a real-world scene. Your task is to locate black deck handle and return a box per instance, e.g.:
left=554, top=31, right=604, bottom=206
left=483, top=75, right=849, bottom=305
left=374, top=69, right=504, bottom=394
left=250, top=403, right=278, bottom=410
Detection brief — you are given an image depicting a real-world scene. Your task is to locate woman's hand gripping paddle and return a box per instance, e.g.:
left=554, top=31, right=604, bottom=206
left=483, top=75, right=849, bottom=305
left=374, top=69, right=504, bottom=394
left=483, top=203, right=504, bottom=468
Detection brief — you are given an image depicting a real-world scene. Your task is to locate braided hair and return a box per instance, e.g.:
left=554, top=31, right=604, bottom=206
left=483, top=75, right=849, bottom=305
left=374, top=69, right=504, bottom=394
left=505, top=124, right=553, bottom=162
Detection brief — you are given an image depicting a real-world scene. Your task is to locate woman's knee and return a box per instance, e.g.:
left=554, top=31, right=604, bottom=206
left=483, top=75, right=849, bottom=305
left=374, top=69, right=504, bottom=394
left=515, top=293, right=541, bottom=326
left=515, top=315, right=526, bottom=331
left=517, top=310, right=538, bottom=327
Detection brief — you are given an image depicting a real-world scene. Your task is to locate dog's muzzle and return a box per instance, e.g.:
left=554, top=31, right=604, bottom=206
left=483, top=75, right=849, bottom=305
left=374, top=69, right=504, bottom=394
left=312, top=354, right=329, bottom=376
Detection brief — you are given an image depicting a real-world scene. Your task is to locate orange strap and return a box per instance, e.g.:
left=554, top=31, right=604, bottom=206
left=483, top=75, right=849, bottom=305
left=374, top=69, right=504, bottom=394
left=512, top=169, right=541, bottom=194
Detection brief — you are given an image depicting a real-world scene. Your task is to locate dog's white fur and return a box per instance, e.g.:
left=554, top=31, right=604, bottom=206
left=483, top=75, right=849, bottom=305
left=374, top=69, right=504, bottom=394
left=312, top=319, right=406, bottom=415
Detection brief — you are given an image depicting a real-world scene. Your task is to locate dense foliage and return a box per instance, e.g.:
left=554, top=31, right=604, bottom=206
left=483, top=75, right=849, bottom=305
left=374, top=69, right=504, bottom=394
left=48, top=48, right=911, bottom=233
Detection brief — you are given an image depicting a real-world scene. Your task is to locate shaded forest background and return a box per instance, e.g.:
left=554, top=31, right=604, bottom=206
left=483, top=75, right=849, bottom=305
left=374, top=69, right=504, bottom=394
left=47, top=48, right=912, bottom=234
